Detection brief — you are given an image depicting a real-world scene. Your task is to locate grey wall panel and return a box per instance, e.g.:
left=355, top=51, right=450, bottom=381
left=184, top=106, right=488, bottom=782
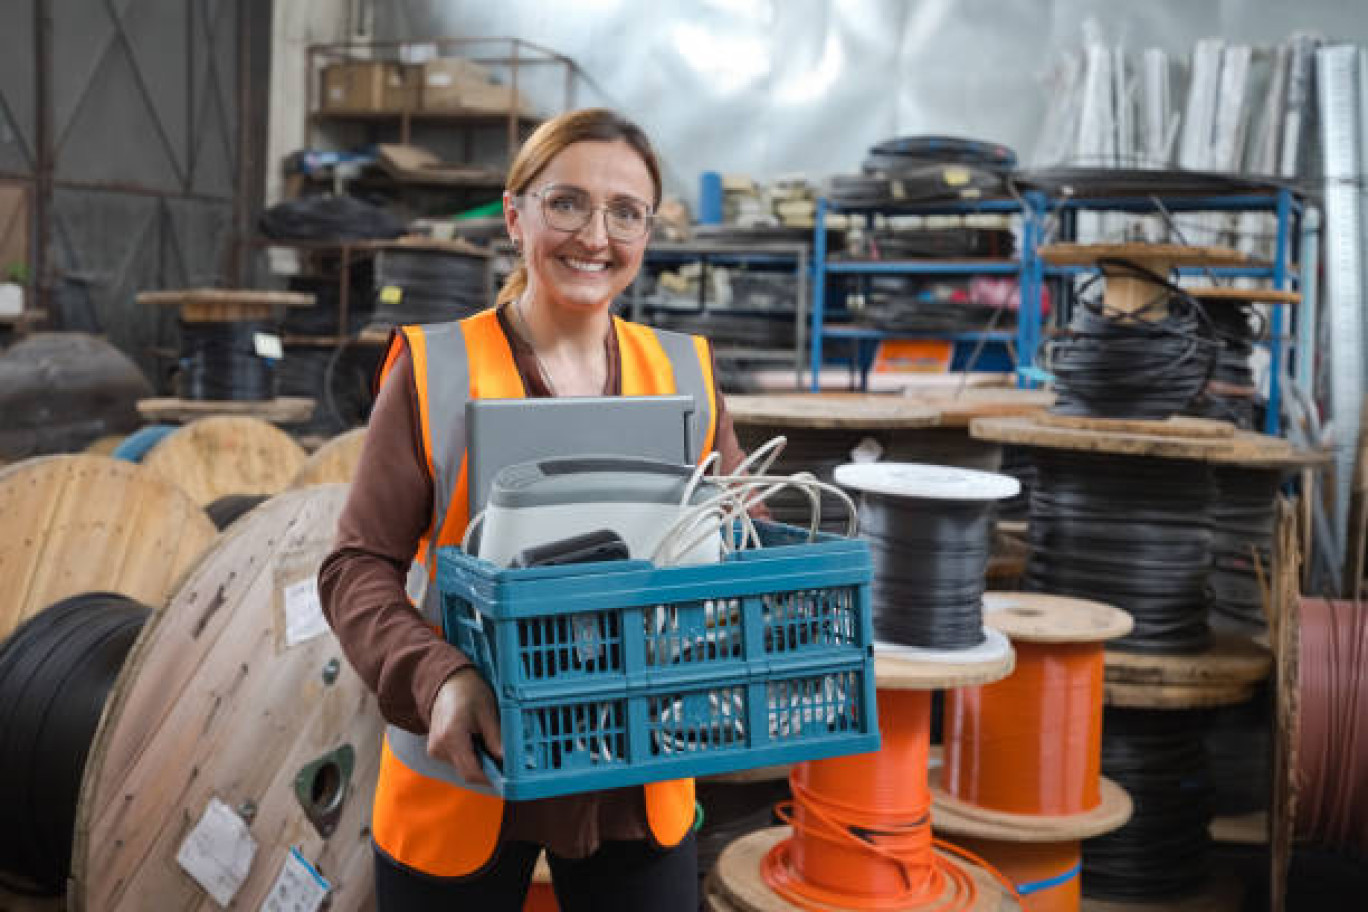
left=0, top=2, right=36, bottom=174
left=192, top=0, right=239, bottom=196
left=55, top=39, right=184, bottom=190
left=120, top=0, right=191, bottom=176
left=374, top=0, right=1368, bottom=199
left=165, top=196, right=233, bottom=287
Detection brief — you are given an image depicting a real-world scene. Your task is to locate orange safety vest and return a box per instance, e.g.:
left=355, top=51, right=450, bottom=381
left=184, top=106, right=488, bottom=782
left=371, top=308, right=717, bottom=878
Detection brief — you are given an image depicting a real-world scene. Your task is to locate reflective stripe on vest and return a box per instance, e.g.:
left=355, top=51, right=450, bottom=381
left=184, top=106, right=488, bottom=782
left=373, top=309, right=713, bottom=877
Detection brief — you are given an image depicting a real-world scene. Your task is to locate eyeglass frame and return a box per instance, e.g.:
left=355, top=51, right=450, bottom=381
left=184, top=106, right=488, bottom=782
left=516, top=183, right=656, bottom=243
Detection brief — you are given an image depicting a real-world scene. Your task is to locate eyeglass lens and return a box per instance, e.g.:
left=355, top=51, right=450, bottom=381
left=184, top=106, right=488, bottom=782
left=541, top=187, right=650, bottom=240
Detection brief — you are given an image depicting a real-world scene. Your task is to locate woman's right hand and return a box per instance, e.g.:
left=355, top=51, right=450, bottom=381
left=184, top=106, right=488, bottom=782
left=428, top=667, right=503, bottom=786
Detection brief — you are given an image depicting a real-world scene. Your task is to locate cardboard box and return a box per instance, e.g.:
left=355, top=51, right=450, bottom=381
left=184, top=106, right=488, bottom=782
left=418, top=58, right=530, bottom=114
left=321, top=62, right=419, bottom=112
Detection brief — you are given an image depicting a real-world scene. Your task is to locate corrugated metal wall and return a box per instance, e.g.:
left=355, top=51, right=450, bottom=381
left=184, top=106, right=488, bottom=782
left=373, top=0, right=1368, bottom=200
left=0, top=0, right=263, bottom=384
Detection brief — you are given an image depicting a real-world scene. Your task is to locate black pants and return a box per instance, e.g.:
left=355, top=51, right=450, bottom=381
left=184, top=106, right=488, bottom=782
left=374, top=834, right=698, bottom=912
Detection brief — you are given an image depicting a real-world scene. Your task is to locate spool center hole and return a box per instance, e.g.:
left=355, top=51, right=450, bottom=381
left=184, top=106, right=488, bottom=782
left=1010, top=608, right=1044, bottom=618
left=309, top=761, right=343, bottom=813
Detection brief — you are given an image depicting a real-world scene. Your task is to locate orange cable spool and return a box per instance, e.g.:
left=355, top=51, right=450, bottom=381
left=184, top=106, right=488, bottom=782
left=949, top=840, right=1080, bottom=912
left=932, top=593, right=1132, bottom=911
left=762, top=690, right=1016, bottom=911
left=943, top=640, right=1105, bottom=817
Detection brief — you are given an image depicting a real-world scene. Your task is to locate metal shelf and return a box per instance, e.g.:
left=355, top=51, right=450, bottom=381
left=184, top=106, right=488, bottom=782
left=826, top=259, right=1020, bottom=276
left=808, top=185, right=1308, bottom=431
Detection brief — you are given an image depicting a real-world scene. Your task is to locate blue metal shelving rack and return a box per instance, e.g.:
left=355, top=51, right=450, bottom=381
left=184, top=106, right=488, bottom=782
left=1044, top=187, right=1304, bottom=435
left=807, top=186, right=1305, bottom=435
left=809, top=192, right=1050, bottom=392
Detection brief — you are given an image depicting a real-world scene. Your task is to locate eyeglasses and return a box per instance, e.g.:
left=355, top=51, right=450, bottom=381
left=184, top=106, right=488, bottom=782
left=521, top=184, right=654, bottom=242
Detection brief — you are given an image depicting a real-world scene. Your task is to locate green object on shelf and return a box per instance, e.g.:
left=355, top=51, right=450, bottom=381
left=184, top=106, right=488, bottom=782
left=456, top=199, right=504, bottom=220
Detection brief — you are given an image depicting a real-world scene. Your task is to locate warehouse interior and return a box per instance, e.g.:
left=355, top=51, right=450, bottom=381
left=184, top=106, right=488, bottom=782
left=1, top=1, right=1366, bottom=910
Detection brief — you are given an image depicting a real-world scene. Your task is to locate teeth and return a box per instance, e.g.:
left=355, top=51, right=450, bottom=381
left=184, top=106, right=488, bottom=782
left=564, top=258, right=607, bottom=273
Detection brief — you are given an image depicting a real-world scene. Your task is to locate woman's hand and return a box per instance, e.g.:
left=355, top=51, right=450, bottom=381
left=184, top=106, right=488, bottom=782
left=427, top=667, right=503, bottom=786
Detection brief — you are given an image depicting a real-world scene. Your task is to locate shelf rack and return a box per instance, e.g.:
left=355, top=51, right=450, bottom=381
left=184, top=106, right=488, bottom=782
left=807, top=185, right=1307, bottom=434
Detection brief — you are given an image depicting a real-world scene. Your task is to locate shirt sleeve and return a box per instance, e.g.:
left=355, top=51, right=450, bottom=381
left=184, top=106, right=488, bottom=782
left=317, top=347, right=469, bottom=734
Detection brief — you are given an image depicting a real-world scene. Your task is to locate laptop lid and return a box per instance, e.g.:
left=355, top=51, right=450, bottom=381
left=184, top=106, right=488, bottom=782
left=465, top=395, right=695, bottom=515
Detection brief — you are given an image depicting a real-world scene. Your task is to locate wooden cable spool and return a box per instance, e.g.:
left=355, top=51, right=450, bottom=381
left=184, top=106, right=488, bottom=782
left=70, top=484, right=381, bottom=911
left=290, top=428, right=367, bottom=488
left=0, top=454, right=216, bottom=644
left=1103, top=633, right=1273, bottom=710
left=139, top=416, right=307, bottom=507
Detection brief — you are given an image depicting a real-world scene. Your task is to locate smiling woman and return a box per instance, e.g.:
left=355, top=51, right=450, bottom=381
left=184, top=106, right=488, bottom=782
left=319, top=109, right=751, bottom=911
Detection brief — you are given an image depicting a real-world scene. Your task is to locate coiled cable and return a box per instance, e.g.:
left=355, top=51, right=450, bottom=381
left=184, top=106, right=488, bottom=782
left=859, top=495, right=993, bottom=649
left=1082, top=708, right=1213, bottom=902
left=0, top=593, right=150, bottom=894
left=177, top=320, right=278, bottom=401
left=1048, top=259, right=1218, bottom=420
left=1208, top=468, right=1283, bottom=635
left=1025, top=450, right=1213, bottom=654
left=371, top=246, right=489, bottom=327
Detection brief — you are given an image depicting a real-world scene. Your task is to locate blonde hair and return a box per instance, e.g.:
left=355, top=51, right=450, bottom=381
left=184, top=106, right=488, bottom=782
left=498, top=108, right=663, bottom=307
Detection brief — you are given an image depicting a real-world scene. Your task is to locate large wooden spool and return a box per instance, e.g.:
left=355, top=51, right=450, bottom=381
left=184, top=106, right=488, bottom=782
left=70, top=485, right=380, bottom=911
left=291, top=428, right=367, bottom=488
left=0, top=455, right=216, bottom=644
left=141, top=416, right=307, bottom=507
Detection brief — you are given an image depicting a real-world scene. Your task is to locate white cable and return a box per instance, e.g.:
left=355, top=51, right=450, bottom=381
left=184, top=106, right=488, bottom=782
left=461, top=509, right=486, bottom=554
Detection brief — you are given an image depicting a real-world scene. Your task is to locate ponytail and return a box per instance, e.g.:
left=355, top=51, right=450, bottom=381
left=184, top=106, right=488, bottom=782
left=497, top=261, right=527, bottom=308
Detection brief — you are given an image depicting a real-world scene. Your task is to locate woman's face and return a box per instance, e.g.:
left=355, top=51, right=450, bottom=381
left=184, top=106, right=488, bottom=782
left=505, top=139, right=655, bottom=316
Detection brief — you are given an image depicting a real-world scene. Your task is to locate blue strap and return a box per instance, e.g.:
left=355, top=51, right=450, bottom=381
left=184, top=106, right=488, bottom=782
left=1016, top=861, right=1081, bottom=896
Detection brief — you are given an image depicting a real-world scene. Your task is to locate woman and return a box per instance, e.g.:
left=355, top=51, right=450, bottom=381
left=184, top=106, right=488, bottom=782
left=320, top=108, right=752, bottom=911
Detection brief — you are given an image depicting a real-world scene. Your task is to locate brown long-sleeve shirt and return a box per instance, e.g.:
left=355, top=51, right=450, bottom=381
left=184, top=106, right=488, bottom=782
left=318, top=306, right=747, bottom=858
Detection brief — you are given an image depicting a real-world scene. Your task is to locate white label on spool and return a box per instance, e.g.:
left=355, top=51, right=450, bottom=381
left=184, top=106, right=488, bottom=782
left=284, top=577, right=329, bottom=647
left=260, top=846, right=330, bottom=912
left=254, top=332, right=283, bottom=360
left=176, top=797, right=257, bottom=907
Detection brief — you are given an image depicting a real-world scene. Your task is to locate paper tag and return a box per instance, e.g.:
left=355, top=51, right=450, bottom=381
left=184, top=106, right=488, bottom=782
left=176, top=797, right=257, bottom=907
left=890, top=179, right=905, bottom=200
left=942, top=165, right=971, bottom=187
left=379, top=285, right=403, bottom=304
left=284, top=577, right=329, bottom=647
left=254, top=332, right=283, bottom=360
left=259, top=847, right=330, bottom=912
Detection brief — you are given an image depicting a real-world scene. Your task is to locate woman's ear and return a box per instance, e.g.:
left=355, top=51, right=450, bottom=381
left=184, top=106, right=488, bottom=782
left=503, top=191, right=522, bottom=252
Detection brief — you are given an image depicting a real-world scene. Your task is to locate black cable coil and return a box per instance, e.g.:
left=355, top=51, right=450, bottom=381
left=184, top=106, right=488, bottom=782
left=206, top=494, right=270, bottom=531
left=1048, top=259, right=1218, bottom=420
left=1083, top=708, right=1213, bottom=902
left=1025, top=450, right=1213, bottom=654
left=732, top=425, right=1001, bottom=534
left=258, top=194, right=404, bottom=242
left=1208, top=467, right=1283, bottom=635
left=1185, top=301, right=1263, bottom=430
left=177, top=319, right=278, bottom=401
left=371, top=247, right=489, bottom=327
left=0, top=593, right=150, bottom=895
left=858, top=492, right=993, bottom=649
left=865, top=135, right=1018, bottom=174
left=1204, top=684, right=1272, bottom=816
left=276, top=344, right=379, bottom=437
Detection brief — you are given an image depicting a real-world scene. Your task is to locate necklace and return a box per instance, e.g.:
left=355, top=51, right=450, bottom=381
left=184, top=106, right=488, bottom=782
left=511, top=297, right=608, bottom=397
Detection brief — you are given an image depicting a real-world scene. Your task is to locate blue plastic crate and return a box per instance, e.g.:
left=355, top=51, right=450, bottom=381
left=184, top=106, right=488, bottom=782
left=436, top=522, right=880, bottom=800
